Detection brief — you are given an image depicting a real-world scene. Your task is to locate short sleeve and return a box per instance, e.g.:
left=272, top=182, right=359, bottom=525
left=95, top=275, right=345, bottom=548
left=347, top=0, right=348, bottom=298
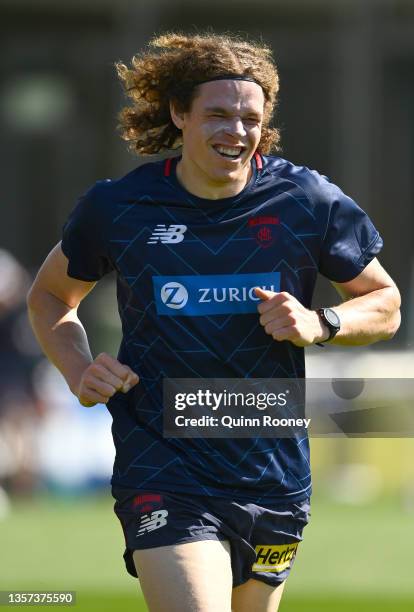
left=318, top=185, right=383, bottom=283
left=61, top=183, right=114, bottom=281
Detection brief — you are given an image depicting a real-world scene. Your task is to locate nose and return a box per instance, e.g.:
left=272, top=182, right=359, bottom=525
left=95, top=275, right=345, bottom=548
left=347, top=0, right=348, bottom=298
left=224, top=116, right=246, bottom=138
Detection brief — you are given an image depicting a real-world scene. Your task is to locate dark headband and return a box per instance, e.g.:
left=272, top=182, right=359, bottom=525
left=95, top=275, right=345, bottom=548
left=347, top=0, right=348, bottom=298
left=196, top=75, right=262, bottom=87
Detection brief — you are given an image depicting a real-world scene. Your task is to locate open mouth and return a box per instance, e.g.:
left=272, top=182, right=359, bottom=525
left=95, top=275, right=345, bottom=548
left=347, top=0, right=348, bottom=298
left=212, top=144, right=245, bottom=160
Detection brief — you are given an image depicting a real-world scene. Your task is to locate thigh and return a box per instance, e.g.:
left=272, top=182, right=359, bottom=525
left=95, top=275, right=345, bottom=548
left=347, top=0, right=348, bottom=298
left=133, top=539, right=233, bottom=612
left=232, top=579, right=286, bottom=612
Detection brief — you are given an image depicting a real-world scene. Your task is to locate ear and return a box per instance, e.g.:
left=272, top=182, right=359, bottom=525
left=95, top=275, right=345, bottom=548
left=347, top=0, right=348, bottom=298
left=169, top=100, right=185, bottom=130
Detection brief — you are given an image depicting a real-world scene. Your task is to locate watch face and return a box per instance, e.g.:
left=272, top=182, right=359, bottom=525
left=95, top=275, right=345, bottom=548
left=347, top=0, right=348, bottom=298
left=325, top=308, right=340, bottom=328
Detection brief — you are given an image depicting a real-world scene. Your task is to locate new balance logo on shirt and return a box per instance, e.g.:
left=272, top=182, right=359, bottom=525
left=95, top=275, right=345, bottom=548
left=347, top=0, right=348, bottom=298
left=147, top=224, right=187, bottom=244
left=137, top=510, right=169, bottom=536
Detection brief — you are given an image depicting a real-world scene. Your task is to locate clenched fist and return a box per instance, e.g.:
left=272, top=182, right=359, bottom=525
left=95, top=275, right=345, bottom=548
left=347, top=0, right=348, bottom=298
left=76, top=352, right=139, bottom=407
left=255, top=287, right=328, bottom=347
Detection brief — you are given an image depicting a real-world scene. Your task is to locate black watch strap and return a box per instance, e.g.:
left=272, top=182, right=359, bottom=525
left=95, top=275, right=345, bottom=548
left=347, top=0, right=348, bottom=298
left=316, top=307, right=341, bottom=346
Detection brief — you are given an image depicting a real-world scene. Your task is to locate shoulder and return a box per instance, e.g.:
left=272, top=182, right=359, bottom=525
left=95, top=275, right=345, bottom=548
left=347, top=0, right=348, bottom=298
left=260, top=155, right=340, bottom=208
left=84, top=158, right=166, bottom=203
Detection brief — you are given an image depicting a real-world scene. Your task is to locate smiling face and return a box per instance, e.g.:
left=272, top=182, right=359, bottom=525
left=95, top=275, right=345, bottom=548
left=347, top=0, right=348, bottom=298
left=170, top=79, right=265, bottom=199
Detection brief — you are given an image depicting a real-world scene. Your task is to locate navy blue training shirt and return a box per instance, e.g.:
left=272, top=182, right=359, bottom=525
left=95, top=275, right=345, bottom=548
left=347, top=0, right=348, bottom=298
left=61, top=154, right=383, bottom=503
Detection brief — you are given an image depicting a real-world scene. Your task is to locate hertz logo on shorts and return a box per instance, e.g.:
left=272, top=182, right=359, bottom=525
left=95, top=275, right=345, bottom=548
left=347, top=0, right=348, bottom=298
left=252, top=543, right=299, bottom=573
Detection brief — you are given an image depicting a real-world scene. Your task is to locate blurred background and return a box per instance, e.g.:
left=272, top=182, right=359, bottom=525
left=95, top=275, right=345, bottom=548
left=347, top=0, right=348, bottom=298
left=0, top=0, right=413, bottom=610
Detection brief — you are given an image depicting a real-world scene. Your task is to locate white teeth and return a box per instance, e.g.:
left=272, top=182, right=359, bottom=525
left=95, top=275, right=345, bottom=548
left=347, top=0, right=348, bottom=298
left=215, top=145, right=242, bottom=156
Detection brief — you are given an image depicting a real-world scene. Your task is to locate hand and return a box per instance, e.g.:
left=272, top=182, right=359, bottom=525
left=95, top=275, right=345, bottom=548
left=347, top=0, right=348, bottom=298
left=255, top=287, right=329, bottom=347
left=76, top=352, right=139, bottom=407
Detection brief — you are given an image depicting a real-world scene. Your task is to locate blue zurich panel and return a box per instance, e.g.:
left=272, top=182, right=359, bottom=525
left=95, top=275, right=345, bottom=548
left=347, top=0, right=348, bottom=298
left=152, top=272, right=281, bottom=316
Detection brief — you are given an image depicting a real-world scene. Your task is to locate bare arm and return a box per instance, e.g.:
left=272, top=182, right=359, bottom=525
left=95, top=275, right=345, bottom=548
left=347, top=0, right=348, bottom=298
left=328, top=258, right=401, bottom=345
left=255, top=258, right=401, bottom=347
left=27, top=242, right=138, bottom=405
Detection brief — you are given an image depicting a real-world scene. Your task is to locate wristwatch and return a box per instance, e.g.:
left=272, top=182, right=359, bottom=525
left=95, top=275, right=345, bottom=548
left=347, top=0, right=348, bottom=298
left=316, top=307, right=341, bottom=344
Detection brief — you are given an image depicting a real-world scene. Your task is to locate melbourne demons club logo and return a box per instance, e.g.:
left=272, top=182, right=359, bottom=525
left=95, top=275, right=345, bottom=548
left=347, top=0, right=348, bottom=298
left=248, top=215, right=280, bottom=248
left=132, top=493, right=164, bottom=514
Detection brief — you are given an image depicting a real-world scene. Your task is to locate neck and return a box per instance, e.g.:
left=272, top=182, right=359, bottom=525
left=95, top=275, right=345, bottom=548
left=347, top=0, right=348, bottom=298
left=175, top=154, right=253, bottom=200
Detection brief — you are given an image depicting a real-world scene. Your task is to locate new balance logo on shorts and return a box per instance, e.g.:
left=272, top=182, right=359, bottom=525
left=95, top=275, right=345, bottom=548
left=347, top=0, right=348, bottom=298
left=136, top=510, right=169, bottom=536
left=147, top=224, right=187, bottom=244
left=252, top=543, right=298, bottom=573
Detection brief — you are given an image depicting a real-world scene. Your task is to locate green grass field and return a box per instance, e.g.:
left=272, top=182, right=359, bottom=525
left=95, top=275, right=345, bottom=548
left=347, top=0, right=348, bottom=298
left=0, top=493, right=413, bottom=611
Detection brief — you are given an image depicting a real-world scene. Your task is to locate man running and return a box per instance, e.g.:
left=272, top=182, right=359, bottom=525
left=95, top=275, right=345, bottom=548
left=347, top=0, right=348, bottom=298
left=27, top=32, right=401, bottom=612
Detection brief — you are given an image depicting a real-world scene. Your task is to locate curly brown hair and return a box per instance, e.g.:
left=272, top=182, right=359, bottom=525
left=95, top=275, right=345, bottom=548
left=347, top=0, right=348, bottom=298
left=115, top=32, right=280, bottom=155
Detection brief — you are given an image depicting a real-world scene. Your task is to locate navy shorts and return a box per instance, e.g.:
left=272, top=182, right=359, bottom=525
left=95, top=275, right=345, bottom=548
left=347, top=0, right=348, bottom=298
left=112, top=486, right=310, bottom=588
